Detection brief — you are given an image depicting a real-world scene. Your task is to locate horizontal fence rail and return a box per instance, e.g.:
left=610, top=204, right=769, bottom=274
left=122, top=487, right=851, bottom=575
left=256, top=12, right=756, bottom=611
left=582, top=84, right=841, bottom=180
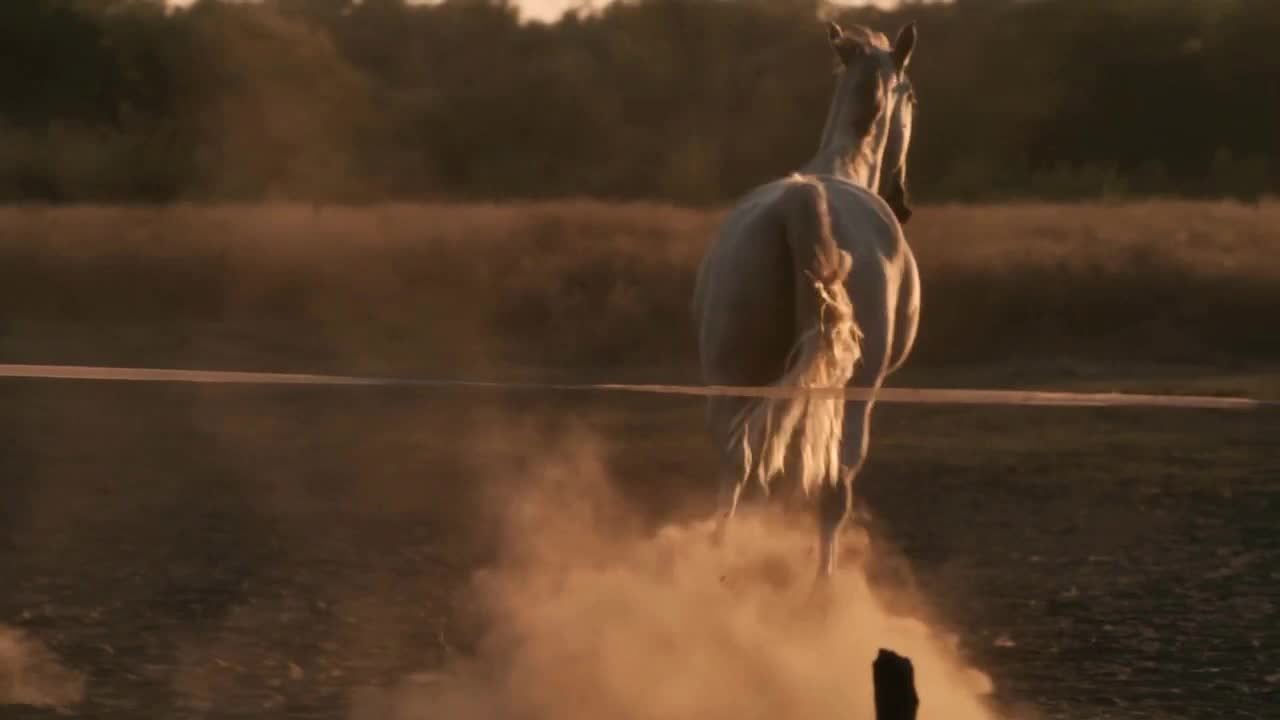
left=1, top=364, right=1274, bottom=412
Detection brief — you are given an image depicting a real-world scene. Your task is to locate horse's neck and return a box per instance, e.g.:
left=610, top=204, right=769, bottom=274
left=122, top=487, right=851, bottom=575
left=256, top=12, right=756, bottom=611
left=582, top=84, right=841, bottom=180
left=804, top=143, right=879, bottom=188
left=802, top=77, right=885, bottom=188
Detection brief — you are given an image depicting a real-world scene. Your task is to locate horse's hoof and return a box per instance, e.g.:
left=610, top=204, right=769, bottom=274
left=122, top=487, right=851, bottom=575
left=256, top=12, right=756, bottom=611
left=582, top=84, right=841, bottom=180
left=806, top=574, right=838, bottom=615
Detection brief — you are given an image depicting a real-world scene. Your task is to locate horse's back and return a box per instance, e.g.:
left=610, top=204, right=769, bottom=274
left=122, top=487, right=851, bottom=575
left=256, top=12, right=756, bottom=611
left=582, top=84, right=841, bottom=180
left=815, top=177, right=913, bottom=382
left=821, top=176, right=905, bottom=267
left=694, top=174, right=915, bottom=387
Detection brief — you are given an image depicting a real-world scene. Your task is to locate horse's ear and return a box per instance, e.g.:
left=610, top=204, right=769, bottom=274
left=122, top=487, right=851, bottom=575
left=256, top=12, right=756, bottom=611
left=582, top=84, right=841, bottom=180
left=892, top=22, right=917, bottom=72
left=828, top=21, right=844, bottom=47
left=828, top=21, right=863, bottom=64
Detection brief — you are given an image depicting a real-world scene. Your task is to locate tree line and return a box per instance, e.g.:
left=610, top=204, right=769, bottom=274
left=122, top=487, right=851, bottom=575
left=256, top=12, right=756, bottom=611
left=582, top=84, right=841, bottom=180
left=2, top=0, right=1276, bottom=204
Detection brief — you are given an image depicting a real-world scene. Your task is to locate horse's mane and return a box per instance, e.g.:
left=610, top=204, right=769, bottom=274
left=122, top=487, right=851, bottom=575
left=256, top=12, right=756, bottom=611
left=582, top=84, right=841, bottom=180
left=832, top=24, right=891, bottom=54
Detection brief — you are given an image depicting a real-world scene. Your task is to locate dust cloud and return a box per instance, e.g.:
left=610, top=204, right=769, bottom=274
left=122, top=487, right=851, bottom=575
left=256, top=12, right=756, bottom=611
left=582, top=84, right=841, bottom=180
left=349, top=430, right=998, bottom=720
left=0, top=624, right=86, bottom=711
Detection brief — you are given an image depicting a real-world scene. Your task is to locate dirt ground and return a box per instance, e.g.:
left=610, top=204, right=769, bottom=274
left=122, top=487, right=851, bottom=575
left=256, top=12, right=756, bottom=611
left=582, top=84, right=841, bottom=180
left=2, top=371, right=1277, bottom=719
left=2, top=202, right=1278, bottom=718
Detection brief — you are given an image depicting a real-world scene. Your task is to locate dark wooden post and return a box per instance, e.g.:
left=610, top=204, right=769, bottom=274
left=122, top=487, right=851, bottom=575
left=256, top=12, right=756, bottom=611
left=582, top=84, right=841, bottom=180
left=873, top=648, right=919, bottom=720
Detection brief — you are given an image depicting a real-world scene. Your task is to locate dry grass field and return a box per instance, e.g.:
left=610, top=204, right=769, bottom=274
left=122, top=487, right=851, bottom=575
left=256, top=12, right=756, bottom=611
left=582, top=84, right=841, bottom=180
left=2, top=202, right=1278, bottom=720
left=3, top=200, right=1279, bottom=381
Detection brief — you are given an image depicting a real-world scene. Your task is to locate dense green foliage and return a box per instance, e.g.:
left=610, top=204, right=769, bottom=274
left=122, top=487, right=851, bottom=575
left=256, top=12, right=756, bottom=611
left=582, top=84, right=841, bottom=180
left=2, top=0, right=1276, bottom=203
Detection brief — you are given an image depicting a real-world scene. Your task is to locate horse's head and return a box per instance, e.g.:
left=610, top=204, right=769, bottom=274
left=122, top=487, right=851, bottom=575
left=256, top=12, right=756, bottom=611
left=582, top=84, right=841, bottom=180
left=878, top=73, right=916, bottom=224
left=827, top=21, right=917, bottom=224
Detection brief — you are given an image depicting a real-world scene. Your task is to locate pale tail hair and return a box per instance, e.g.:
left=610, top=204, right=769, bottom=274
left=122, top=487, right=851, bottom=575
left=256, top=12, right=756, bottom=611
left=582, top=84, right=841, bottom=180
left=730, top=177, right=862, bottom=498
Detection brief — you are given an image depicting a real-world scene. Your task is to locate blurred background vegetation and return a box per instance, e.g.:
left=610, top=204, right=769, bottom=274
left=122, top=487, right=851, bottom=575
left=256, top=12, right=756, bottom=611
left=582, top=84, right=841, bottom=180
left=2, top=0, right=1276, bottom=205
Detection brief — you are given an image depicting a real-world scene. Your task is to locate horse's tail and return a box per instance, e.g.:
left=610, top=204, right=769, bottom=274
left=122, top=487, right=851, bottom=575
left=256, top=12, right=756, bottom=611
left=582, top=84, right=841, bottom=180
left=730, top=176, right=862, bottom=499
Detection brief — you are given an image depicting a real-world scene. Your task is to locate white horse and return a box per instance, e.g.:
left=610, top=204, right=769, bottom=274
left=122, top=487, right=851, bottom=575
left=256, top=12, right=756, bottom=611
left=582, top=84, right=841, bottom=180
left=692, top=21, right=920, bottom=579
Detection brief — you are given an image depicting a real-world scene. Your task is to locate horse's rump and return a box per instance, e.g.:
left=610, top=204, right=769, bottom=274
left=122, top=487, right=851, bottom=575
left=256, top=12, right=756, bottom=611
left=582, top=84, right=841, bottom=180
left=730, top=176, right=862, bottom=498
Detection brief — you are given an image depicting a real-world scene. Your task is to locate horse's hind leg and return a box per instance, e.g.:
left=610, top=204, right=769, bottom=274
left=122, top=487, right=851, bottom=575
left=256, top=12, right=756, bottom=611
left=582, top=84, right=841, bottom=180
left=815, top=279, right=889, bottom=579
left=816, top=394, right=874, bottom=579
left=711, top=462, right=747, bottom=547
left=707, top=395, right=751, bottom=547
left=816, top=475, right=852, bottom=577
